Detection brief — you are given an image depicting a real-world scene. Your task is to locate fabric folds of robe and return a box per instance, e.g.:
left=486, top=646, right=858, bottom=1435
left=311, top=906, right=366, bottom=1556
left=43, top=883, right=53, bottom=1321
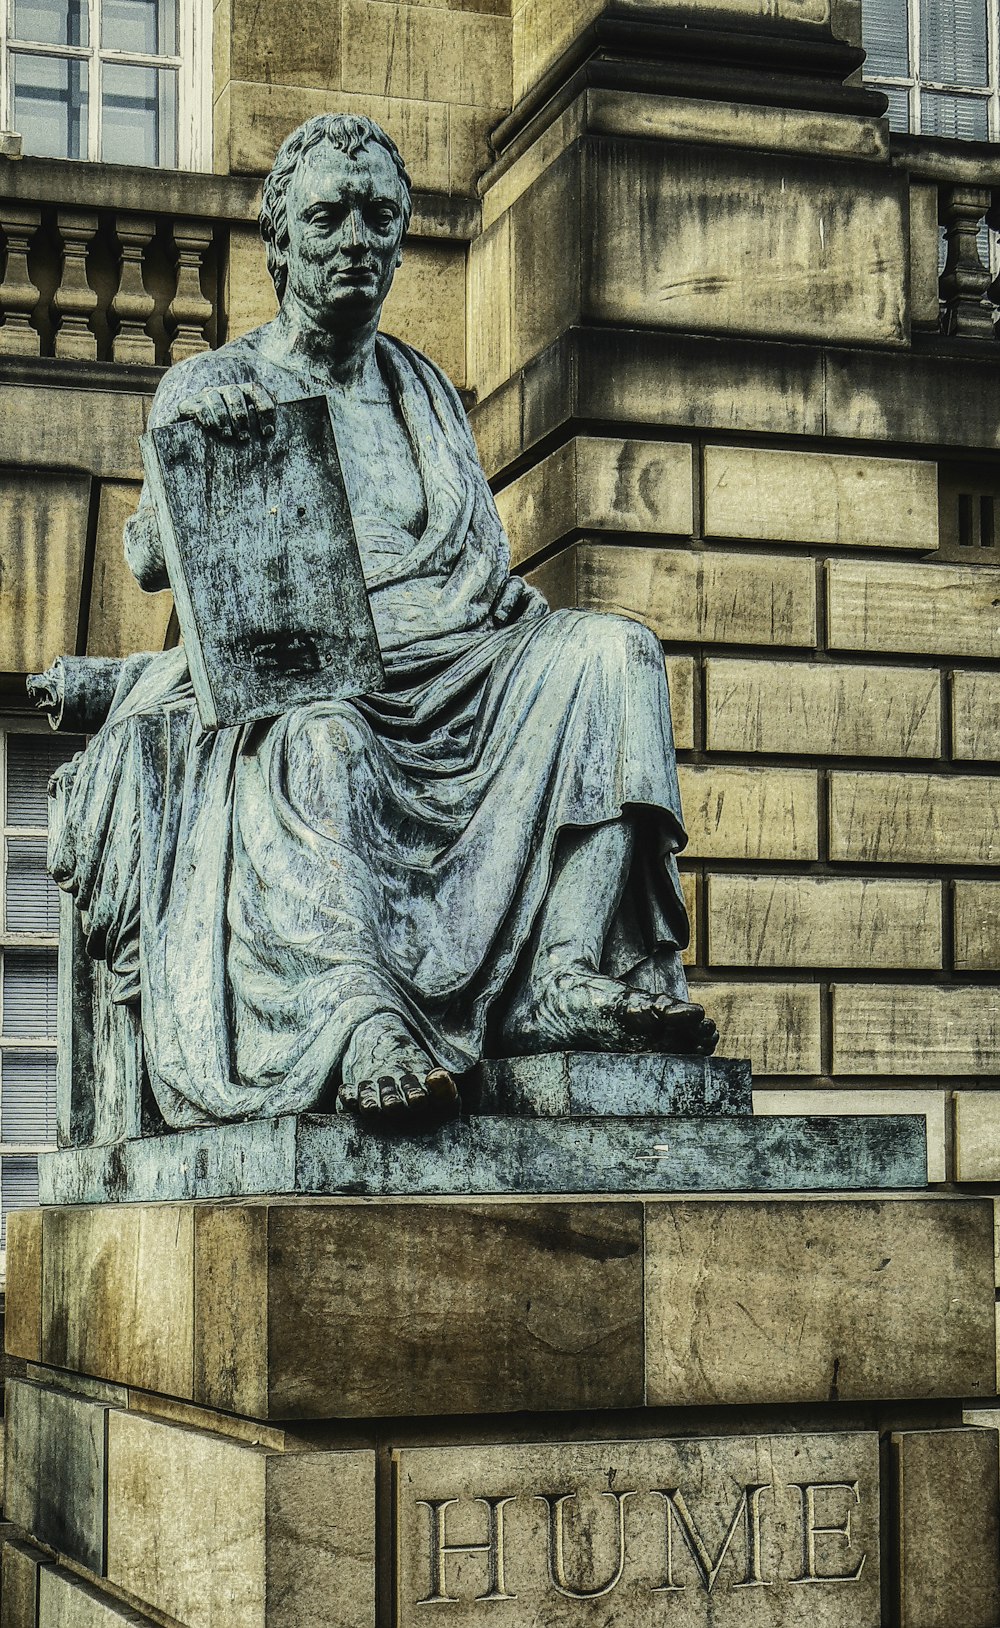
left=50, top=330, right=692, bottom=1128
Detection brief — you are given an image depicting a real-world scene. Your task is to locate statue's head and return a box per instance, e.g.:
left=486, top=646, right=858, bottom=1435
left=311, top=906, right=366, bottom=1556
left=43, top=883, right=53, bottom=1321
left=259, top=113, right=413, bottom=326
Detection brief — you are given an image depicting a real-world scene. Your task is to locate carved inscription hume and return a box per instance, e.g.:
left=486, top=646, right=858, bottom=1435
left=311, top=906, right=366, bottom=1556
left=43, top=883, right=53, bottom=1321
left=394, top=1435, right=879, bottom=1628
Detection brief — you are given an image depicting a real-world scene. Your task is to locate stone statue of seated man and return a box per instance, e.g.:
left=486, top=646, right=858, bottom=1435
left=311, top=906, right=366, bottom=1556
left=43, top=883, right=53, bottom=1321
left=43, top=112, right=717, bottom=1132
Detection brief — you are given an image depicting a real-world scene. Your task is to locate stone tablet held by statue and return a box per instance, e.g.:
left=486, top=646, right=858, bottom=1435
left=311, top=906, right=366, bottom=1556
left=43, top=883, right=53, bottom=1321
left=140, top=395, right=384, bottom=729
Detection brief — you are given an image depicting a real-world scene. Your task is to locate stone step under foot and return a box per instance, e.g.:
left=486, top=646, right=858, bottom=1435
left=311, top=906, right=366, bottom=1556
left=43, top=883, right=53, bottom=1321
left=38, top=1110, right=927, bottom=1205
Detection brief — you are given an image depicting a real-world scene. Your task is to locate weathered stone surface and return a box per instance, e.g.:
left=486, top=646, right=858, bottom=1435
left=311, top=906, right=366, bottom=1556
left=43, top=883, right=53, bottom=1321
left=952, top=671, right=1000, bottom=760
left=342, top=0, right=511, bottom=106
left=493, top=438, right=695, bottom=566
left=218, top=82, right=459, bottom=189
left=645, top=1198, right=997, bottom=1405
left=954, top=880, right=1000, bottom=969
left=39, top=1108, right=924, bottom=1208
left=666, top=655, right=695, bottom=751
left=678, top=767, right=819, bottom=860
left=0, top=471, right=89, bottom=673
left=832, top=985, right=1000, bottom=1075
left=395, top=1433, right=881, bottom=1625
left=829, top=772, right=1000, bottom=865
left=219, top=0, right=341, bottom=91
left=4, top=1380, right=107, bottom=1572
left=753, top=1088, right=948, bottom=1183
left=577, top=543, right=817, bottom=644
left=827, top=559, right=1000, bottom=657
left=39, top=1566, right=160, bottom=1627
left=705, top=657, right=941, bottom=757
left=195, top=1200, right=645, bottom=1419
left=5, top=1208, right=42, bottom=1363
left=106, top=1411, right=376, bottom=1628
left=703, top=445, right=937, bottom=548
left=677, top=982, right=822, bottom=1074
left=0, top=385, right=150, bottom=481
left=470, top=1053, right=752, bottom=1117
left=41, top=1204, right=194, bottom=1396
left=708, top=875, right=943, bottom=969
left=2, top=1538, right=50, bottom=1628
left=587, top=144, right=907, bottom=346
left=893, top=1428, right=1000, bottom=1628
left=954, top=1092, right=1000, bottom=1181
left=584, top=87, right=887, bottom=165
left=86, top=481, right=173, bottom=659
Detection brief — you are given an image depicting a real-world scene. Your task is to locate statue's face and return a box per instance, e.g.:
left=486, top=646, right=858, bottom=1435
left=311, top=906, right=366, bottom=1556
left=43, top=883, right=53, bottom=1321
left=281, top=142, right=407, bottom=327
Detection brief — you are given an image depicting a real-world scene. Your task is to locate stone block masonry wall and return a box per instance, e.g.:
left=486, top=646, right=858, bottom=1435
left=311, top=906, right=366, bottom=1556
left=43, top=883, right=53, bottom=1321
left=496, top=435, right=1000, bottom=1180
left=212, top=0, right=514, bottom=191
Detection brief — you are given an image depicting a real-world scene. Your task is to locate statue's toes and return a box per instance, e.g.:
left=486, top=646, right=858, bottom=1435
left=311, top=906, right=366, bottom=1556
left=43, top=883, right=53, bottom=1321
left=377, top=1073, right=406, bottom=1110
left=425, top=1067, right=459, bottom=1108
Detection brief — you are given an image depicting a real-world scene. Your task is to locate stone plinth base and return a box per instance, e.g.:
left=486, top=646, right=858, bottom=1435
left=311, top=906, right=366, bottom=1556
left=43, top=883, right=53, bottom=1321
left=39, top=1052, right=928, bottom=1204
left=3, top=1192, right=1000, bottom=1627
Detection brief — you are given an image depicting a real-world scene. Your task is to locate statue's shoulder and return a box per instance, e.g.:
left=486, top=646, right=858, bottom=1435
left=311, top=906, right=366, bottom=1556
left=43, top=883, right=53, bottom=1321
left=147, top=327, right=275, bottom=429
left=378, top=331, right=476, bottom=450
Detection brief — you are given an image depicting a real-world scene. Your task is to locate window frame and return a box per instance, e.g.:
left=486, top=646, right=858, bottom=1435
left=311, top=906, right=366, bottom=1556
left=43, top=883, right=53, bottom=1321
left=0, top=0, right=213, bottom=170
left=864, top=0, right=1000, bottom=139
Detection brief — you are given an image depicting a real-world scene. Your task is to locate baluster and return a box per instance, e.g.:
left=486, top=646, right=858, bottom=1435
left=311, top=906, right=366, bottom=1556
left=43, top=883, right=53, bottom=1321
left=111, top=214, right=156, bottom=363
left=0, top=205, right=41, bottom=356
left=940, top=184, right=995, bottom=339
left=168, top=218, right=214, bottom=364
left=53, top=210, right=99, bottom=360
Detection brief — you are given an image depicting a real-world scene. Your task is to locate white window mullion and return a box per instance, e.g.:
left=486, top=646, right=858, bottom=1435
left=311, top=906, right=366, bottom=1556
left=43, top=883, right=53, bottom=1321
left=0, top=0, right=10, bottom=133
left=89, top=0, right=100, bottom=161
left=911, top=0, right=922, bottom=132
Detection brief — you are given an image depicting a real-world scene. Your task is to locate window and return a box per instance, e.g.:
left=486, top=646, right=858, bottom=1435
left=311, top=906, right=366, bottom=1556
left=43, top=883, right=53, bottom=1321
left=863, top=0, right=1000, bottom=137
left=0, top=725, right=82, bottom=1254
left=1, top=0, right=211, bottom=168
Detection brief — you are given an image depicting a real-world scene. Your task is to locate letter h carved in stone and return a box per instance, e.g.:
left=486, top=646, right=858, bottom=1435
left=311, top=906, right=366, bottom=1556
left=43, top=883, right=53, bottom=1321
left=417, top=1496, right=517, bottom=1605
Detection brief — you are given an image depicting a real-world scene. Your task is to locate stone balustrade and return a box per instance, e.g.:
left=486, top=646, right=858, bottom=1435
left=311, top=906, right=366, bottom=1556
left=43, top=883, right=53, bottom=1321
left=0, top=156, right=261, bottom=367
left=892, top=132, right=1000, bottom=341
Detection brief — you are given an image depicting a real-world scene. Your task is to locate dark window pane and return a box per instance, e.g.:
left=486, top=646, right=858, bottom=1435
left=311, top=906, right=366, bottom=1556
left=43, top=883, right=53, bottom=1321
left=863, top=0, right=910, bottom=77
left=102, top=0, right=176, bottom=54
left=1, top=1052, right=56, bottom=1143
left=102, top=63, right=177, bottom=167
left=882, top=84, right=912, bottom=130
left=11, top=52, right=88, bottom=160
left=921, top=88, right=990, bottom=137
left=12, top=0, right=87, bottom=45
left=1, top=1155, right=39, bottom=1247
left=2, top=951, right=58, bottom=1038
left=5, top=839, right=58, bottom=934
left=5, top=734, right=80, bottom=828
left=921, top=0, right=989, bottom=86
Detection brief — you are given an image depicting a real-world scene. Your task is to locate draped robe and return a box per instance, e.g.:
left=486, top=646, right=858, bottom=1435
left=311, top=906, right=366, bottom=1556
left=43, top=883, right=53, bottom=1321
left=51, top=327, right=692, bottom=1127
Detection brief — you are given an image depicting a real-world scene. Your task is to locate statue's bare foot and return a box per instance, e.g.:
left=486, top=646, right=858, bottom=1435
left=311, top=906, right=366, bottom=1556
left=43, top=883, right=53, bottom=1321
left=502, top=971, right=719, bottom=1056
left=337, top=1014, right=458, bottom=1117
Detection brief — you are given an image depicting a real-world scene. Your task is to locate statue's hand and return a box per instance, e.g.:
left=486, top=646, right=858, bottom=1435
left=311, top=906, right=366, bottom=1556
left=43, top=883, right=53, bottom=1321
left=491, top=575, right=548, bottom=626
left=175, top=382, right=277, bottom=441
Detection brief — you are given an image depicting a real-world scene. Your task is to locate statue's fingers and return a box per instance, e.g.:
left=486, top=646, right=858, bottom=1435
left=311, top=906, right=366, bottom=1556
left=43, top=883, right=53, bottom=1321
left=196, top=390, right=233, bottom=436
left=220, top=384, right=252, bottom=441
left=358, top=1080, right=379, bottom=1113
left=247, top=384, right=277, bottom=434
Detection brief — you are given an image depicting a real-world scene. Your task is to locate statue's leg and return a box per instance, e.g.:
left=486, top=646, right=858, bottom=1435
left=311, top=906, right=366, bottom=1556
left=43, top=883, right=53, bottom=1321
left=502, top=817, right=718, bottom=1055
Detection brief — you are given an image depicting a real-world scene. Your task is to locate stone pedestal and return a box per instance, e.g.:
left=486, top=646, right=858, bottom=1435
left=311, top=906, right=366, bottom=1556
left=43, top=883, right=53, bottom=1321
left=3, top=1057, right=998, bottom=1626
left=3, top=1185, right=1000, bottom=1626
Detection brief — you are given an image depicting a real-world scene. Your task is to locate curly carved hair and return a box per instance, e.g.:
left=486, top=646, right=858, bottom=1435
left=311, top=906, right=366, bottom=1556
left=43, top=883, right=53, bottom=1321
left=259, top=114, right=413, bottom=301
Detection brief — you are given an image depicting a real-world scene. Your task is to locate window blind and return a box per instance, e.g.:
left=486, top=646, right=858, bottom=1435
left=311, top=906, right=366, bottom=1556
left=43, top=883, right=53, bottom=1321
left=4, top=838, right=59, bottom=933
left=2, top=949, right=58, bottom=1038
left=1, top=1051, right=56, bottom=1143
left=4, top=733, right=75, bottom=827
left=1, top=1156, right=39, bottom=1247
left=862, top=0, right=910, bottom=77
left=921, top=88, right=991, bottom=136
left=921, top=0, right=989, bottom=87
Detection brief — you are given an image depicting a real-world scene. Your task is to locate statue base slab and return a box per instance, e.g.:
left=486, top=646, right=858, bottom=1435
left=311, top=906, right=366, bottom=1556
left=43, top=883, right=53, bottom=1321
left=4, top=1189, right=999, bottom=1628
left=39, top=1047, right=926, bottom=1204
